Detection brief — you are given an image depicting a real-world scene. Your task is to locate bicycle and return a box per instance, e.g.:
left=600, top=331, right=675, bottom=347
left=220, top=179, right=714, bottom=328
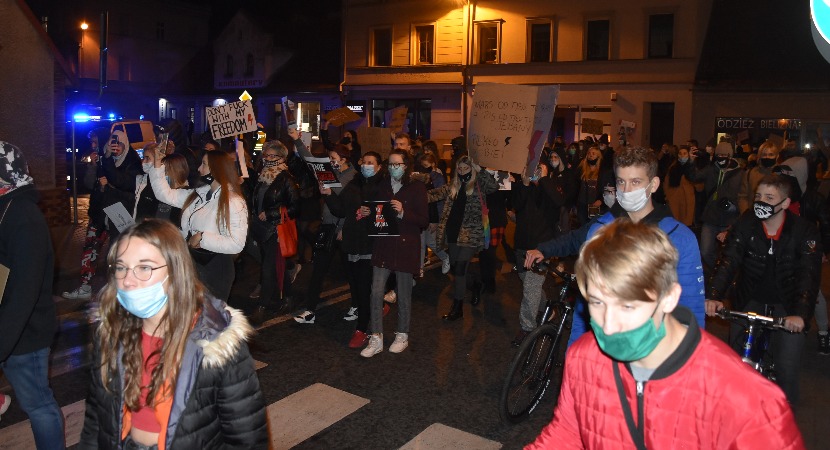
left=716, top=307, right=792, bottom=381
left=498, top=260, right=578, bottom=424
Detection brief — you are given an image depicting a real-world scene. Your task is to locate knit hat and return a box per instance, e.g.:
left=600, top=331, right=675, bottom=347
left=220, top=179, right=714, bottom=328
left=0, top=141, right=35, bottom=196
left=715, top=142, right=733, bottom=157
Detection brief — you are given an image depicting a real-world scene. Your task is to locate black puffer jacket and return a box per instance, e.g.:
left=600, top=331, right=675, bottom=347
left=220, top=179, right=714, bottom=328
left=326, top=172, right=382, bottom=255
left=709, top=210, right=822, bottom=323
left=249, top=170, right=299, bottom=243
left=79, top=296, right=268, bottom=449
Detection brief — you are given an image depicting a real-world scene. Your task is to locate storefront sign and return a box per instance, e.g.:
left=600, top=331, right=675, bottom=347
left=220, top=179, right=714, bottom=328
left=714, top=117, right=802, bottom=143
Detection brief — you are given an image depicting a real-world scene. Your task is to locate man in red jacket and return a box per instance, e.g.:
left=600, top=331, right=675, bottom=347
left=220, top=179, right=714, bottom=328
left=526, top=220, right=802, bottom=449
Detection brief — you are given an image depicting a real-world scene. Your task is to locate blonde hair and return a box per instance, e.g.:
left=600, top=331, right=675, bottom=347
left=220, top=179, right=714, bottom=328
left=450, top=155, right=477, bottom=198
left=578, top=146, right=602, bottom=181
left=576, top=220, right=678, bottom=303
left=96, top=220, right=206, bottom=410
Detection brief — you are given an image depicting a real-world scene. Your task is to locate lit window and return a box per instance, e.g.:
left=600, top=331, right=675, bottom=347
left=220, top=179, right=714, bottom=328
left=371, top=28, right=392, bottom=66
left=414, top=25, right=435, bottom=64
left=475, top=22, right=501, bottom=64
left=586, top=19, right=610, bottom=60
left=527, top=20, right=553, bottom=63
left=648, top=14, right=674, bottom=59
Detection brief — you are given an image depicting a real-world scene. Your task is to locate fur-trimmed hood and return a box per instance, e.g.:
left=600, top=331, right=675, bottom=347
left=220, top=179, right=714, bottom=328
left=192, top=295, right=254, bottom=368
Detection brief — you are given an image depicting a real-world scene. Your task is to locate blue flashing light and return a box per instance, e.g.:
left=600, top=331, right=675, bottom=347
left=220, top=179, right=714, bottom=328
left=139, top=114, right=145, bottom=120
left=108, top=113, right=116, bottom=119
left=74, top=113, right=90, bottom=122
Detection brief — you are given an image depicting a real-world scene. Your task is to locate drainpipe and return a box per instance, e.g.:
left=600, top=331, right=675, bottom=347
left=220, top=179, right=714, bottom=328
left=461, top=1, right=475, bottom=136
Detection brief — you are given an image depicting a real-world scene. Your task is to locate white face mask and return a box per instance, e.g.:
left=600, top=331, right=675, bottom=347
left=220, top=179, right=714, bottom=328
left=603, top=191, right=616, bottom=208
left=142, top=162, right=153, bottom=174
left=616, top=182, right=652, bottom=212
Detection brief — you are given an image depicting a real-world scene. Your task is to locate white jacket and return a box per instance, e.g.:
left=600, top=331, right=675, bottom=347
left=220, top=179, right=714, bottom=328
left=149, top=166, right=248, bottom=254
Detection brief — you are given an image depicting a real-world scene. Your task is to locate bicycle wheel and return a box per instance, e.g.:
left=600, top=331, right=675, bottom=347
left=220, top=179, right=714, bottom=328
left=499, top=322, right=564, bottom=424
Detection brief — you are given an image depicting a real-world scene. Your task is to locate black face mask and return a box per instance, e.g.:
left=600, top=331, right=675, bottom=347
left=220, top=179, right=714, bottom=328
left=200, top=174, right=214, bottom=185
left=715, top=156, right=729, bottom=166
left=340, top=137, right=352, bottom=145
left=586, top=157, right=598, bottom=166
left=759, top=158, right=777, bottom=168
left=459, top=172, right=472, bottom=183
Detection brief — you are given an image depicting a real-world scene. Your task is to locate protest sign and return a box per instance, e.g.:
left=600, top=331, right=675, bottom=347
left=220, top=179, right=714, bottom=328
left=486, top=169, right=512, bottom=190
left=385, top=106, right=408, bottom=134
left=325, top=107, right=362, bottom=127
left=103, top=202, right=135, bottom=233
left=363, top=200, right=399, bottom=236
left=206, top=100, right=257, bottom=140
left=468, top=83, right=559, bottom=174
left=281, top=96, right=297, bottom=130
left=305, top=156, right=342, bottom=188
left=359, top=127, right=393, bottom=159
left=581, top=118, right=604, bottom=136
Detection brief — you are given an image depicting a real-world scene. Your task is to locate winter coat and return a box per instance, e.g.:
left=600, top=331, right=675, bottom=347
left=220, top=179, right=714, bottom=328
left=370, top=175, right=429, bottom=275
left=249, top=171, right=299, bottom=244
left=688, top=160, right=744, bottom=227
left=663, top=162, right=696, bottom=226
left=88, top=149, right=143, bottom=230
left=149, top=166, right=248, bottom=255
left=429, top=169, right=498, bottom=250
left=536, top=204, right=705, bottom=347
left=325, top=173, right=382, bottom=256
left=133, top=174, right=183, bottom=225
left=709, top=210, right=821, bottom=323
left=527, top=308, right=803, bottom=450
left=0, top=185, right=56, bottom=361
left=293, top=137, right=357, bottom=228
left=512, top=179, right=558, bottom=250
left=79, top=296, right=268, bottom=449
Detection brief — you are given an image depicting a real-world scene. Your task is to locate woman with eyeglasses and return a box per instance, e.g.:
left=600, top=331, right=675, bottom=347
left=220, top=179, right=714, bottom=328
left=249, top=140, right=299, bottom=313
left=428, top=156, right=498, bottom=321
left=149, top=149, right=248, bottom=301
left=79, top=219, right=267, bottom=449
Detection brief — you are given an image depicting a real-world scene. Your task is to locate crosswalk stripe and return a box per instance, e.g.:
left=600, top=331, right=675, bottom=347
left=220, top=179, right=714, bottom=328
left=266, top=383, right=369, bottom=450
left=0, top=399, right=85, bottom=450
left=400, top=423, right=503, bottom=450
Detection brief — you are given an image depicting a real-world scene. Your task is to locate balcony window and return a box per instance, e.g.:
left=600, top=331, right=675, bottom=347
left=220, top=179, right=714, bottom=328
left=648, top=14, right=674, bottom=58
left=414, top=25, right=435, bottom=64
left=475, top=22, right=501, bottom=64
left=527, top=20, right=553, bottom=63
left=371, top=28, right=392, bottom=66
left=586, top=19, right=610, bottom=60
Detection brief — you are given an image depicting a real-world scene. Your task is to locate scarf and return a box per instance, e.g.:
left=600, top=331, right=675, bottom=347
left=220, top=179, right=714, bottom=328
left=0, top=141, right=35, bottom=196
left=258, top=162, right=286, bottom=185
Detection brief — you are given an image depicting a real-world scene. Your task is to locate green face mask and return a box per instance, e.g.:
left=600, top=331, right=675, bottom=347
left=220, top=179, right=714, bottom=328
left=590, top=305, right=667, bottom=362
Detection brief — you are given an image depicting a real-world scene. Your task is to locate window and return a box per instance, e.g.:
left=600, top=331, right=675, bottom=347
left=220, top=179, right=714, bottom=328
left=527, top=20, right=553, bottom=63
left=225, top=55, right=233, bottom=78
left=414, top=25, right=435, bottom=64
left=245, top=53, right=255, bottom=76
left=648, top=14, right=674, bottom=58
left=156, top=22, right=165, bottom=41
left=475, top=22, right=501, bottom=64
left=586, top=19, right=610, bottom=60
left=371, top=28, right=392, bottom=66
left=371, top=99, right=432, bottom=139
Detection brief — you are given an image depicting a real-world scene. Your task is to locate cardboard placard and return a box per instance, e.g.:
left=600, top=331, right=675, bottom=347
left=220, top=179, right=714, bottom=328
left=235, top=139, right=249, bottom=179
left=486, top=169, right=512, bottom=190
left=363, top=201, right=399, bottom=236
left=206, top=100, right=257, bottom=140
left=103, top=202, right=135, bottom=233
left=305, top=156, right=342, bottom=188
left=324, top=107, right=362, bottom=127
left=581, top=118, right=604, bottom=136
left=384, top=106, right=408, bottom=134
left=468, top=83, right=559, bottom=174
left=359, top=127, right=393, bottom=159
left=281, top=96, right=297, bottom=130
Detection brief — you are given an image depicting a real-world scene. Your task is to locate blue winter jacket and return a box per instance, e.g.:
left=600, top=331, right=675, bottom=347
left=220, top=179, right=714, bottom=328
left=535, top=203, right=706, bottom=347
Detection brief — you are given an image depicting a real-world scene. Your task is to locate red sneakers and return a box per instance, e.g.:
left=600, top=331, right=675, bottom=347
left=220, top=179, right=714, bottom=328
left=348, top=330, right=369, bottom=348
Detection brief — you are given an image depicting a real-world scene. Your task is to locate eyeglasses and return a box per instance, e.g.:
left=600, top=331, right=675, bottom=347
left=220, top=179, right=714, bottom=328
left=110, top=264, right=167, bottom=281
left=389, top=163, right=405, bottom=169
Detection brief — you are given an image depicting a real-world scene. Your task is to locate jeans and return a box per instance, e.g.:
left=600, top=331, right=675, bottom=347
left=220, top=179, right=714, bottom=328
left=370, top=267, right=413, bottom=334
left=516, top=249, right=547, bottom=332
left=728, top=301, right=805, bottom=404
left=1, top=347, right=65, bottom=450
left=420, top=227, right=448, bottom=267
left=699, top=223, right=728, bottom=270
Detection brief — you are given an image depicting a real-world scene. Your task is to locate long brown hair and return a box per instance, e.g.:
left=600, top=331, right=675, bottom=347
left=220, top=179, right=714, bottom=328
left=97, top=220, right=206, bottom=410
left=449, top=155, right=478, bottom=199
left=182, top=151, right=239, bottom=232
left=161, top=153, right=189, bottom=188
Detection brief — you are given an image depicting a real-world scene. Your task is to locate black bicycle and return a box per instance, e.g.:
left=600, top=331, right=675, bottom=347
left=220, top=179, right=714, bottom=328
left=498, top=261, right=578, bottom=424
left=716, top=308, right=793, bottom=381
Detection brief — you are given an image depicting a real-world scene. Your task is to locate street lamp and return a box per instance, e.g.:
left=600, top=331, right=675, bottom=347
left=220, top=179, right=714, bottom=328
left=79, top=22, right=88, bottom=78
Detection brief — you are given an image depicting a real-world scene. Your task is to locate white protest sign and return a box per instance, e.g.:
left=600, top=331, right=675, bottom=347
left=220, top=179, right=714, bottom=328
left=103, top=202, right=135, bottom=233
left=305, top=156, right=342, bottom=188
left=206, top=100, right=257, bottom=139
left=468, top=83, right=559, bottom=174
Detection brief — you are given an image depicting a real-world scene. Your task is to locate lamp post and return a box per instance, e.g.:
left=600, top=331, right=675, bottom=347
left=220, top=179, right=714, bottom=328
left=79, top=22, right=88, bottom=78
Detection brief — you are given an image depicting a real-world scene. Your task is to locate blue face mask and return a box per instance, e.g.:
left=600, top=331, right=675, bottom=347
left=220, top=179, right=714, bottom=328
left=116, top=276, right=169, bottom=319
left=389, top=166, right=405, bottom=180
left=361, top=165, right=376, bottom=178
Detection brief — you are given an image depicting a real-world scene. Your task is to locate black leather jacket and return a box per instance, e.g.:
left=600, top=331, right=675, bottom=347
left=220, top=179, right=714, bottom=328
left=709, top=210, right=822, bottom=323
left=250, top=170, right=299, bottom=243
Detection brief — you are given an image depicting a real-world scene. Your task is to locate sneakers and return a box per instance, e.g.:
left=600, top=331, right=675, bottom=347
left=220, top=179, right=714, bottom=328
left=441, top=257, right=451, bottom=274
left=343, top=307, right=358, bottom=321
left=0, top=394, right=10, bottom=422
left=389, top=332, right=409, bottom=353
left=288, top=264, right=302, bottom=284
left=348, top=330, right=369, bottom=348
left=384, top=290, right=397, bottom=303
left=62, top=284, right=92, bottom=300
left=293, top=310, right=315, bottom=324
left=360, top=333, right=384, bottom=358
left=819, top=332, right=830, bottom=355
left=249, top=284, right=261, bottom=299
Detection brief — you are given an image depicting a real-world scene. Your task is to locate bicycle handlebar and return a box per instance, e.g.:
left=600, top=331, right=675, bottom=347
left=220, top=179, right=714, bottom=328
left=716, top=308, right=788, bottom=331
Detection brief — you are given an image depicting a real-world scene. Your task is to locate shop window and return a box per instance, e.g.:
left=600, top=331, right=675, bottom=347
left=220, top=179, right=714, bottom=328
left=371, top=99, right=432, bottom=139
left=414, top=25, right=435, bottom=64
left=648, top=14, right=674, bottom=59
left=475, top=21, right=501, bottom=64
left=586, top=19, right=610, bottom=60
left=371, top=28, right=392, bottom=66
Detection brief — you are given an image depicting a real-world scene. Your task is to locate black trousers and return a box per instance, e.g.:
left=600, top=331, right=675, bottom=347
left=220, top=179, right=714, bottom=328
left=347, top=258, right=373, bottom=333
left=195, top=253, right=234, bottom=301
left=303, top=243, right=342, bottom=312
